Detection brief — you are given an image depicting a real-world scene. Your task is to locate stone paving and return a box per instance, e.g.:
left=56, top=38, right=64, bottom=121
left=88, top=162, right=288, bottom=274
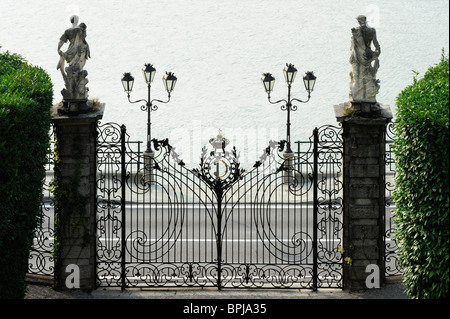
left=25, top=276, right=406, bottom=299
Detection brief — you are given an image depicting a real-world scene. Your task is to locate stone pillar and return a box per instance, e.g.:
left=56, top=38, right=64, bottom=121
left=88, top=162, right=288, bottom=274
left=283, top=151, right=295, bottom=184
left=143, top=150, right=154, bottom=183
left=335, top=102, right=392, bottom=291
left=52, top=103, right=104, bottom=291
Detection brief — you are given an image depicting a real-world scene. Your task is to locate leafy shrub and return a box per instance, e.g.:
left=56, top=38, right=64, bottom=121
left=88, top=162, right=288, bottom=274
left=0, top=48, right=53, bottom=298
left=393, top=50, right=449, bottom=299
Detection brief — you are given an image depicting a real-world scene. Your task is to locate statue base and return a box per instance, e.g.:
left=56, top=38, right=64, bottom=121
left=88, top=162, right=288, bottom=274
left=57, top=99, right=94, bottom=116
left=334, top=102, right=392, bottom=123
left=344, top=101, right=382, bottom=118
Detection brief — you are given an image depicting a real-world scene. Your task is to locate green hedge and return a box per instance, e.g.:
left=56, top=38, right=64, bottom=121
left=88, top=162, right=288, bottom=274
left=393, top=51, right=449, bottom=299
left=0, top=48, right=53, bottom=298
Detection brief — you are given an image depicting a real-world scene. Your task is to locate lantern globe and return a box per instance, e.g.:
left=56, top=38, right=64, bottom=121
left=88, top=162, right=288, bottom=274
left=261, top=73, right=275, bottom=94
left=163, top=72, right=177, bottom=93
left=303, top=71, right=316, bottom=93
left=142, top=63, right=157, bottom=84
left=283, top=63, right=297, bottom=85
left=121, top=72, right=135, bottom=93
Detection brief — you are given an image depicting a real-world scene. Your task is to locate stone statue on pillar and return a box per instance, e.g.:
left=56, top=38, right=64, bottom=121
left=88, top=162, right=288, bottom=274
left=347, top=15, right=382, bottom=115
left=56, top=15, right=93, bottom=115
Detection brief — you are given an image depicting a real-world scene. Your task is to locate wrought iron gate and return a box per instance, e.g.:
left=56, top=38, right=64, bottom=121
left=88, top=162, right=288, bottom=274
left=95, top=123, right=343, bottom=290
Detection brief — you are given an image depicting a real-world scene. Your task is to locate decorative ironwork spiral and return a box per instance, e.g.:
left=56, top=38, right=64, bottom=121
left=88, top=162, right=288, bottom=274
left=97, top=121, right=122, bottom=144
left=280, top=104, right=298, bottom=112
left=29, top=127, right=55, bottom=276
left=251, top=142, right=314, bottom=263
left=315, top=125, right=343, bottom=266
left=140, top=103, right=158, bottom=112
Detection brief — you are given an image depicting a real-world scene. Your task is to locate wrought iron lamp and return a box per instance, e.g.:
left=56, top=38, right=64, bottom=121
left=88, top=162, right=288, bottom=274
left=262, top=63, right=316, bottom=153
left=121, top=63, right=177, bottom=154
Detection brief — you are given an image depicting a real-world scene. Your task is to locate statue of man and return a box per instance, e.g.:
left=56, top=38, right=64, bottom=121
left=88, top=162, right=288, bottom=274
left=349, top=15, right=381, bottom=103
left=57, top=15, right=90, bottom=100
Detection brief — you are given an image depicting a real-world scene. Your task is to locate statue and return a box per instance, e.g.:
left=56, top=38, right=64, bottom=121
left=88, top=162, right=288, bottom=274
left=335, top=15, right=391, bottom=120
left=349, top=15, right=380, bottom=105
left=56, top=15, right=92, bottom=114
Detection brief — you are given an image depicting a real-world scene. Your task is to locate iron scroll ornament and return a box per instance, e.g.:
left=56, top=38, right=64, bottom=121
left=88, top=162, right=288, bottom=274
left=149, top=136, right=315, bottom=268
left=150, top=135, right=289, bottom=199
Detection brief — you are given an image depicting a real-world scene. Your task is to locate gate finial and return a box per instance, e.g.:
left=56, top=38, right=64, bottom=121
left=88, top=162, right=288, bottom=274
left=209, top=129, right=229, bottom=150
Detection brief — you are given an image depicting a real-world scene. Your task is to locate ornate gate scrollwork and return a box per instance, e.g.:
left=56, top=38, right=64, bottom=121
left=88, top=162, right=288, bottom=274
left=96, top=123, right=343, bottom=290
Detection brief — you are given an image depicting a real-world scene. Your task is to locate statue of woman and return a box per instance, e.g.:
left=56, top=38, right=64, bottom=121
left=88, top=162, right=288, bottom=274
left=57, top=15, right=90, bottom=100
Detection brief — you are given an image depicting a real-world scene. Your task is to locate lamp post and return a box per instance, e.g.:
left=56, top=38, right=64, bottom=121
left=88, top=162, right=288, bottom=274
left=121, top=63, right=177, bottom=155
left=262, top=63, right=316, bottom=154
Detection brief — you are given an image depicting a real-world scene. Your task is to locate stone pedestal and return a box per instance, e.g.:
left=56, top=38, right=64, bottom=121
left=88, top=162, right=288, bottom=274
left=56, top=99, right=94, bottom=116
left=52, top=103, right=104, bottom=291
left=344, top=101, right=383, bottom=117
left=335, top=102, right=392, bottom=291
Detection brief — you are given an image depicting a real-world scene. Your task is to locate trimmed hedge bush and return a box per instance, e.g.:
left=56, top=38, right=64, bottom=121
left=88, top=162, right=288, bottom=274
left=393, top=51, right=449, bottom=299
left=0, top=48, right=53, bottom=298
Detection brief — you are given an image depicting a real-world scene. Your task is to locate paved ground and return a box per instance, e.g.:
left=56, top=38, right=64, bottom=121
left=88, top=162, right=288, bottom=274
left=19, top=277, right=418, bottom=317
left=25, top=275, right=407, bottom=300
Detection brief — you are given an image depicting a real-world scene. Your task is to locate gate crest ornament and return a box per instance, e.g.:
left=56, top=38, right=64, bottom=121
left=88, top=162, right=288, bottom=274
left=192, top=130, right=245, bottom=196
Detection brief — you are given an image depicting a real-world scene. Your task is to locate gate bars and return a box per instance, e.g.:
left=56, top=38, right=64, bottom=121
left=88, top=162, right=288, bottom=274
left=95, top=122, right=343, bottom=290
